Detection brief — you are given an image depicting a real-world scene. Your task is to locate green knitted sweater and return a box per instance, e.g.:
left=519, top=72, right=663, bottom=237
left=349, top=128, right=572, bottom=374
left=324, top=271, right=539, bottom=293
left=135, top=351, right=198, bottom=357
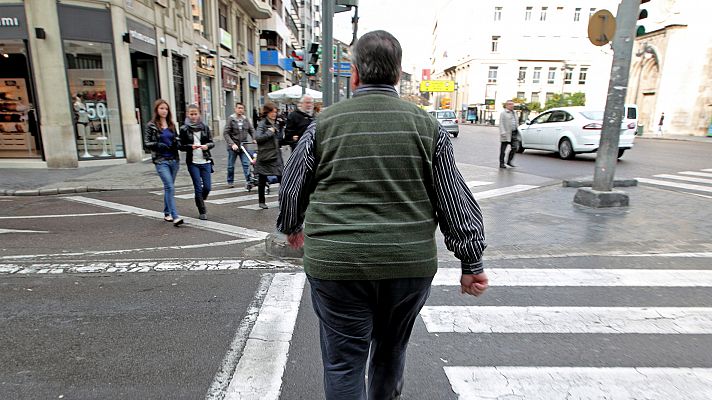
left=303, top=92, right=440, bottom=280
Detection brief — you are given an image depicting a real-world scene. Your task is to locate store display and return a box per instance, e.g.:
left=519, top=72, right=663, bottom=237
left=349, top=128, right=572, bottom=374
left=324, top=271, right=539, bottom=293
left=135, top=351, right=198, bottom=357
left=0, top=79, right=33, bottom=155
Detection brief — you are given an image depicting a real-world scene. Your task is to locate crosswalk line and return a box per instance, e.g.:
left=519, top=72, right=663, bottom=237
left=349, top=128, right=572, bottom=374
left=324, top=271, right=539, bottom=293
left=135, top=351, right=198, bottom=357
left=208, top=193, right=278, bottom=205
left=703, top=169, right=712, bottom=172
left=653, top=174, right=712, bottom=185
left=445, top=366, right=712, bottom=400
left=175, top=187, right=246, bottom=199
left=466, top=180, right=492, bottom=188
left=472, top=184, right=539, bottom=199
left=636, top=178, right=712, bottom=193
left=432, top=268, right=712, bottom=287
left=419, top=306, right=712, bottom=334
left=239, top=201, right=280, bottom=210
left=679, top=171, right=712, bottom=178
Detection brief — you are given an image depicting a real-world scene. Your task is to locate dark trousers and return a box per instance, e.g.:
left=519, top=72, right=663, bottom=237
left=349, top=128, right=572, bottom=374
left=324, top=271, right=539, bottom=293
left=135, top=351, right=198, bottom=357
left=187, top=163, right=211, bottom=214
left=308, top=276, right=433, bottom=400
left=499, top=137, right=519, bottom=165
left=257, top=174, right=281, bottom=204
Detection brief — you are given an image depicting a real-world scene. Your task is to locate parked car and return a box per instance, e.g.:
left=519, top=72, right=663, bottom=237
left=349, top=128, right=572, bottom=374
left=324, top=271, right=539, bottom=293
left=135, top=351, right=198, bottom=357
left=429, top=110, right=459, bottom=137
left=517, top=106, right=636, bottom=159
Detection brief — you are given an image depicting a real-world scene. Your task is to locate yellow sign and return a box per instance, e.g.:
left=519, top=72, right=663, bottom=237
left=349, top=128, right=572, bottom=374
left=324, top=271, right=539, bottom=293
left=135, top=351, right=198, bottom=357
left=420, top=80, right=455, bottom=93
left=588, top=10, right=616, bottom=46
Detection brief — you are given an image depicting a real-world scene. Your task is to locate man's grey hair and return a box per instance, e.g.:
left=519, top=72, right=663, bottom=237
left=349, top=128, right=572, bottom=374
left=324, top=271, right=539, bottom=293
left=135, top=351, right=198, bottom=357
left=351, top=30, right=402, bottom=85
left=300, top=95, right=314, bottom=103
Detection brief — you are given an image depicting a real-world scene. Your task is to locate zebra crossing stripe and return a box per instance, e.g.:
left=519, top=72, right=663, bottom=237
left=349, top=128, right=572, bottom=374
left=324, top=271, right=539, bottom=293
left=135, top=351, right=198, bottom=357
left=636, top=178, right=712, bottom=193
left=432, top=268, right=712, bottom=287
left=653, top=174, right=712, bottom=185
left=473, top=184, right=539, bottom=200
left=239, top=201, right=280, bottom=210
left=679, top=171, right=712, bottom=178
left=445, top=366, right=712, bottom=400
left=175, top=187, right=246, bottom=199
left=209, top=193, right=278, bottom=205
left=466, top=181, right=492, bottom=188
left=223, top=272, right=305, bottom=400
left=419, top=306, right=712, bottom=334
left=703, top=169, right=712, bottom=172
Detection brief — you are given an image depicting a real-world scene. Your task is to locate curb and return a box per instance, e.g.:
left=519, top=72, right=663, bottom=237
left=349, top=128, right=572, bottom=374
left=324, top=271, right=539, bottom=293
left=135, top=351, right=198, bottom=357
left=0, top=186, right=113, bottom=197
left=563, top=179, right=638, bottom=188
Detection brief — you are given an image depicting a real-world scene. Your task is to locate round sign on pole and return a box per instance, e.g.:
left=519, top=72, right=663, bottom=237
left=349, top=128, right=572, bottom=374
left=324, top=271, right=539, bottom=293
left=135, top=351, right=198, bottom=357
left=588, top=10, right=616, bottom=46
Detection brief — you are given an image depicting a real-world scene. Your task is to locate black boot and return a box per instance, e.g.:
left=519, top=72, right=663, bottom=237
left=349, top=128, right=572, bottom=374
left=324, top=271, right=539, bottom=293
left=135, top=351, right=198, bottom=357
left=195, top=197, right=207, bottom=220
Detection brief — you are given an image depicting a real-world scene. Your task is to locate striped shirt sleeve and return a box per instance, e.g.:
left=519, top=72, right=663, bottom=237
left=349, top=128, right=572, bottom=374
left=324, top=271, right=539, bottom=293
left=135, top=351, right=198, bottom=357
left=432, top=125, right=487, bottom=274
left=276, top=121, right=317, bottom=234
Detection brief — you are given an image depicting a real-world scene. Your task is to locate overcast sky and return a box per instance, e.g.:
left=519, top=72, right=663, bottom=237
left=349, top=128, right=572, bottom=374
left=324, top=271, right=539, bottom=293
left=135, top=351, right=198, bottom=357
left=332, top=0, right=449, bottom=75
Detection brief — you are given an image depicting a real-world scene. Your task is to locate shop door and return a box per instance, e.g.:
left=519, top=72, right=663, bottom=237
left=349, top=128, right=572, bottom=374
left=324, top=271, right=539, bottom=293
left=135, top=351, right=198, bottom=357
left=172, top=54, right=187, bottom=124
left=131, top=52, right=158, bottom=142
left=0, top=42, right=41, bottom=159
left=225, top=90, right=234, bottom=120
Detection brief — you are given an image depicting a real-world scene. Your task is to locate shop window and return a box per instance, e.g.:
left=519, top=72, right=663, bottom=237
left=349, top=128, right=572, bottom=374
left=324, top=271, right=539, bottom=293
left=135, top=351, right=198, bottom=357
left=64, top=40, right=123, bottom=159
left=192, top=0, right=209, bottom=39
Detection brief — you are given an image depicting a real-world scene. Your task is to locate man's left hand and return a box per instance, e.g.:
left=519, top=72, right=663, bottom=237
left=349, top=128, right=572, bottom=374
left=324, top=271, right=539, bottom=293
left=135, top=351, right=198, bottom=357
left=287, top=232, right=304, bottom=249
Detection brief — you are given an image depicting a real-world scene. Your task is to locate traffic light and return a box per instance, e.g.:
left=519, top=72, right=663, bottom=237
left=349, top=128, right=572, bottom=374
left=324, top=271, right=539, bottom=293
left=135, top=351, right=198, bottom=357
left=291, top=49, right=305, bottom=70
left=637, top=0, right=650, bottom=37
left=306, top=43, right=319, bottom=76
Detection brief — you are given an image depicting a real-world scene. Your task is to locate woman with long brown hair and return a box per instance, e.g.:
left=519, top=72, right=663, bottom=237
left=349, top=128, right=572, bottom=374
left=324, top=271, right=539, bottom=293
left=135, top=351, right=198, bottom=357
left=143, top=99, right=183, bottom=226
left=254, top=102, right=284, bottom=209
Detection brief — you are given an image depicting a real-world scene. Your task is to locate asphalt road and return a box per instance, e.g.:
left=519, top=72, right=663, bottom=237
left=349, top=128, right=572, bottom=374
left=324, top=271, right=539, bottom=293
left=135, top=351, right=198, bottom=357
left=1, top=124, right=711, bottom=399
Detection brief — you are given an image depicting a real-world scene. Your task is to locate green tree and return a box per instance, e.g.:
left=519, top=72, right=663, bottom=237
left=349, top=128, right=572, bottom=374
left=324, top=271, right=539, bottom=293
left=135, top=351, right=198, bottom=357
left=526, top=101, right=542, bottom=113
left=544, top=92, right=586, bottom=110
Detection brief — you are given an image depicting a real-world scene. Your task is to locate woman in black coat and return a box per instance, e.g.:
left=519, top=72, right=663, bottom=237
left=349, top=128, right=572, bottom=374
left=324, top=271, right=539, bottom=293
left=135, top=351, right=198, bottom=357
left=254, top=102, right=284, bottom=209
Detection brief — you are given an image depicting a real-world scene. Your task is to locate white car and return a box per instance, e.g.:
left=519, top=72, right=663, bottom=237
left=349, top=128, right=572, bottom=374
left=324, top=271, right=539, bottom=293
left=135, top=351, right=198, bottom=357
left=517, top=107, right=636, bottom=159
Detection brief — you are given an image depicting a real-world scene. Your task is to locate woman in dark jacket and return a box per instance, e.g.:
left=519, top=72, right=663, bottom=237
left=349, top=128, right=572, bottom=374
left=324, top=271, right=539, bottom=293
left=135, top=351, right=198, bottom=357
left=144, top=99, right=183, bottom=227
left=179, top=104, right=214, bottom=220
left=254, top=102, right=284, bottom=209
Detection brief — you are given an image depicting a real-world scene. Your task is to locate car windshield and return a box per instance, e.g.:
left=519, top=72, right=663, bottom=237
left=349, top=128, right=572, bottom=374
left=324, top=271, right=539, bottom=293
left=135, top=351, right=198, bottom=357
left=580, top=111, right=604, bottom=120
left=437, top=111, right=456, bottom=119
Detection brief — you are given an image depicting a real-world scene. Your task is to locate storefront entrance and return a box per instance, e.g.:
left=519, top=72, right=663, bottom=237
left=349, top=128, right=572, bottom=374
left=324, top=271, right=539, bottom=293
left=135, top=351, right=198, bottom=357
left=172, top=54, right=187, bottom=124
left=131, top=52, right=158, bottom=138
left=0, top=40, right=41, bottom=158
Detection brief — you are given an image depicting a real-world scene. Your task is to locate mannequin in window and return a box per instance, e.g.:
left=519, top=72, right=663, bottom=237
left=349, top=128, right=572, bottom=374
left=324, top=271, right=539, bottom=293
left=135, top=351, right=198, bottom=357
left=74, top=94, right=92, bottom=158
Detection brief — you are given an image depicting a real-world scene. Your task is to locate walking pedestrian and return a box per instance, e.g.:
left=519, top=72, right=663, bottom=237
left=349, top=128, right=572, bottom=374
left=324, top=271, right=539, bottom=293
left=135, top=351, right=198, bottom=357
left=179, top=104, right=214, bottom=220
left=144, top=99, right=183, bottom=227
left=255, top=102, right=284, bottom=209
left=658, top=112, right=665, bottom=134
left=285, top=95, right=315, bottom=151
left=223, top=103, right=255, bottom=189
left=499, top=100, right=520, bottom=168
left=277, top=30, right=488, bottom=400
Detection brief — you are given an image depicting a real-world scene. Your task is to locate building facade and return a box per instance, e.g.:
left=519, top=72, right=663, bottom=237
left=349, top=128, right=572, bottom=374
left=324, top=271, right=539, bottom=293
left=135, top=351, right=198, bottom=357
left=429, top=0, right=619, bottom=120
left=0, top=0, right=270, bottom=168
left=626, top=0, right=712, bottom=135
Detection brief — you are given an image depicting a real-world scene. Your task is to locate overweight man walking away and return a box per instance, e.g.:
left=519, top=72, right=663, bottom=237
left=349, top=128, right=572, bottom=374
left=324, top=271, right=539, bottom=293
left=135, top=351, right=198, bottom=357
left=277, top=30, right=488, bottom=400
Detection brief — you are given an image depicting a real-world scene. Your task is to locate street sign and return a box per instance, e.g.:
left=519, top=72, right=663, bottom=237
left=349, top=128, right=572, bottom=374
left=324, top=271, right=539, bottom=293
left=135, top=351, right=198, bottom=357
left=419, top=80, right=455, bottom=93
left=588, top=10, right=616, bottom=46
left=333, top=62, right=351, bottom=77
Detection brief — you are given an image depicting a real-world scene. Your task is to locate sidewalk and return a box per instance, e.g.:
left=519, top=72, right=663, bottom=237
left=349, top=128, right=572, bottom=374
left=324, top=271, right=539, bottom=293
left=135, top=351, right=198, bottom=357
left=636, top=132, right=712, bottom=143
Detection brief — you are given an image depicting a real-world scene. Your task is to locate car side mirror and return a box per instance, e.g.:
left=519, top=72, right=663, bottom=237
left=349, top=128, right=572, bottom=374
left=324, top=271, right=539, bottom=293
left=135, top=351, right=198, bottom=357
left=525, top=119, right=532, bottom=125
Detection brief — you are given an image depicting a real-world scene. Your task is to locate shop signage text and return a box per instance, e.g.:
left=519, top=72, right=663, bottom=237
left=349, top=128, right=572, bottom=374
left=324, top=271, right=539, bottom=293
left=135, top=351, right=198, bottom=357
left=196, top=54, right=215, bottom=76
left=130, top=29, right=156, bottom=46
left=0, top=17, right=19, bottom=27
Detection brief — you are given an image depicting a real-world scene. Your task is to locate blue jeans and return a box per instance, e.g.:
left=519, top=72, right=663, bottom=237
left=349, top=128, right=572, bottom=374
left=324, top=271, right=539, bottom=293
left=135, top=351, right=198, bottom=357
left=187, top=162, right=212, bottom=200
left=155, top=159, right=179, bottom=219
left=227, top=148, right=251, bottom=184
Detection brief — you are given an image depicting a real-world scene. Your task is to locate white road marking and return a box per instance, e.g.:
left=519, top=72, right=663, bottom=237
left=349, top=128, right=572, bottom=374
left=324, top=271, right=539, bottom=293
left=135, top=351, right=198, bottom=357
left=64, top=196, right=268, bottom=240
left=0, top=212, right=129, bottom=220
left=472, top=184, right=539, bottom=199
left=205, top=274, right=273, bottom=400
left=654, top=173, right=712, bottom=185
left=466, top=180, right=492, bottom=188
left=0, top=228, right=48, bottom=234
left=636, top=178, right=712, bottom=193
left=703, top=169, right=712, bottom=172
left=445, top=367, right=712, bottom=400
left=239, top=201, right=279, bottom=210
left=420, top=306, right=712, bottom=334
left=679, top=171, right=712, bottom=178
left=175, top=187, right=246, bottom=199
left=208, top=193, right=278, bottom=205
left=0, top=259, right=298, bottom=274
left=432, top=268, right=712, bottom=287
left=224, top=272, right=306, bottom=400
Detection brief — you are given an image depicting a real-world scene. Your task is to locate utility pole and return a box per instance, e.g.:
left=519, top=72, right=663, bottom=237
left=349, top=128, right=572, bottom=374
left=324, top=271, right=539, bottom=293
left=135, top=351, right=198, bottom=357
left=321, top=0, right=334, bottom=106
left=302, top=1, right=308, bottom=95
left=574, top=0, right=640, bottom=208
left=334, top=41, right=341, bottom=103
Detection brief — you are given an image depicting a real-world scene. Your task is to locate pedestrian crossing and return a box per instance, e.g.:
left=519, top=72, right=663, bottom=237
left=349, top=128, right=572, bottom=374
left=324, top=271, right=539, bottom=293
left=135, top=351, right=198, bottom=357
left=424, top=266, right=712, bottom=399
left=151, top=180, right=541, bottom=210
left=637, top=168, right=712, bottom=198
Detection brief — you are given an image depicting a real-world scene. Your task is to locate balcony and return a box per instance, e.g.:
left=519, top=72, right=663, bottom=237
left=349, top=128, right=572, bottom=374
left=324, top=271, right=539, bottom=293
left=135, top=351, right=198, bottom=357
left=236, top=0, right=272, bottom=19
left=260, top=50, right=293, bottom=76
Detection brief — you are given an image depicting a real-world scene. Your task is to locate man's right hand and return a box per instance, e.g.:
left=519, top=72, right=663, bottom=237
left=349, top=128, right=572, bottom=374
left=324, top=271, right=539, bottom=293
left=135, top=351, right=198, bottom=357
left=460, top=272, right=488, bottom=297
left=231, top=144, right=239, bottom=151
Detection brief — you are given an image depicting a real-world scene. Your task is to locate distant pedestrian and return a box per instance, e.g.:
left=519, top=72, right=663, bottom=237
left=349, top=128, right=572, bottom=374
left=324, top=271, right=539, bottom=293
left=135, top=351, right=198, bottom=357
left=179, top=104, right=214, bottom=220
left=285, top=95, right=315, bottom=151
left=254, top=102, right=284, bottom=209
left=658, top=112, right=665, bottom=134
left=223, top=103, right=256, bottom=189
left=499, top=100, right=520, bottom=168
left=144, top=99, right=183, bottom=227
left=277, top=30, right=487, bottom=399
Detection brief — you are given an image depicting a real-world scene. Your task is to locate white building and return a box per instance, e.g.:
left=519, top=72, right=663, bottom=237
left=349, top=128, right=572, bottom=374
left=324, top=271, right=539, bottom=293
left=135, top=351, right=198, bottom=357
left=430, top=0, right=619, bottom=121
left=627, top=0, right=712, bottom=136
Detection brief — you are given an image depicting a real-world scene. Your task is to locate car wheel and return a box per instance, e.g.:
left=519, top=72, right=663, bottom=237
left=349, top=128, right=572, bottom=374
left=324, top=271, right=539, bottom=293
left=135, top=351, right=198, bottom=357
left=558, top=138, right=575, bottom=160
left=452, top=132, right=459, bottom=138
left=617, top=149, right=626, bottom=158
